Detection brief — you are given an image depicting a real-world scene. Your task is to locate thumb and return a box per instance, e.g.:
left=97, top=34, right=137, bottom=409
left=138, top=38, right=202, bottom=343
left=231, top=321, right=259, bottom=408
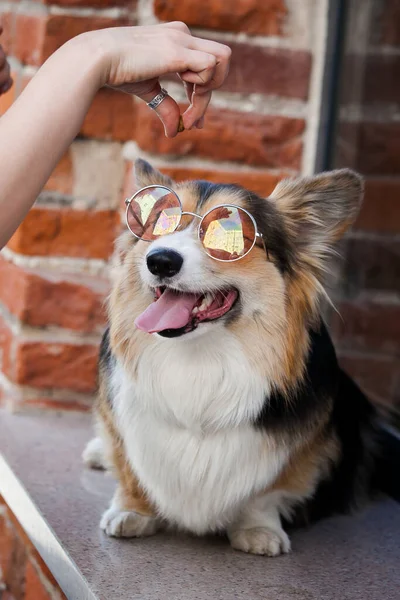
left=138, top=83, right=181, bottom=139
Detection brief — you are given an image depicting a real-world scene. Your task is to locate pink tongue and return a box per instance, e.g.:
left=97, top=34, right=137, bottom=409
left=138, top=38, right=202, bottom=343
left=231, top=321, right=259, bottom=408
left=135, top=289, right=201, bottom=334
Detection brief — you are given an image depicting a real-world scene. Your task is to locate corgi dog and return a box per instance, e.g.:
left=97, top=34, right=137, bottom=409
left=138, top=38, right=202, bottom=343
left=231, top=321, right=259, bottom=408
left=83, top=160, right=378, bottom=556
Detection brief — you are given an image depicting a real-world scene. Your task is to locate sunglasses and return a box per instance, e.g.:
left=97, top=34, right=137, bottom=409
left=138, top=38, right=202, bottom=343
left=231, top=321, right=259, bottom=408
left=125, top=185, right=267, bottom=263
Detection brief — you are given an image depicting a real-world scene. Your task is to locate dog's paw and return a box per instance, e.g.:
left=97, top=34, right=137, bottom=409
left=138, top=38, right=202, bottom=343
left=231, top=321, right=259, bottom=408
left=229, top=527, right=291, bottom=556
left=82, top=437, right=107, bottom=470
left=100, top=506, right=159, bottom=538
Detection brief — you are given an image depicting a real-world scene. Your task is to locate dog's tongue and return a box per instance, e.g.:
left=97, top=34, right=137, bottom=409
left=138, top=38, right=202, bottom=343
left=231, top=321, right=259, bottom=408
left=135, top=289, right=201, bottom=333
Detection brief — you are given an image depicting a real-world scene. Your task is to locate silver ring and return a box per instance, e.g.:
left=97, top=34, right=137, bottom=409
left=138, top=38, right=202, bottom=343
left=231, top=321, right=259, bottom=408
left=147, top=88, right=169, bottom=110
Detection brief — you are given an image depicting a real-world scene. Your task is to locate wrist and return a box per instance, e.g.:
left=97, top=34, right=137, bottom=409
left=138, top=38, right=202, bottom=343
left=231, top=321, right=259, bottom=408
left=53, top=32, right=109, bottom=92
left=68, top=30, right=112, bottom=89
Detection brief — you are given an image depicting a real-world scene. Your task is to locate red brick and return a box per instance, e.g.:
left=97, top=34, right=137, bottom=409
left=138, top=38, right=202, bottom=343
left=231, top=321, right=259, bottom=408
left=380, top=0, right=400, bottom=46
left=341, top=237, right=400, bottom=296
left=0, top=508, right=26, bottom=600
left=41, top=0, right=134, bottom=6
left=7, top=207, right=120, bottom=259
left=154, top=0, right=287, bottom=35
left=14, top=14, right=131, bottom=66
left=339, top=352, right=398, bottom=410
left=10, top=340, right=99, bottom=393
left=354, top=123, right=400, bottom=176
left=44, top=152, right=74, bottom=195
left=355, top=178, right=400, bottom=233
left=81, top=88, right=136, bottom=141
left=332, top=300, right=400, bottom=356
left=0, top=257, right=108, bottom=332
left=135, top=104, right=304, bottom=168
left=25, top=560, right=53, bottom=600
left=219, top=42, right=311, bottom=98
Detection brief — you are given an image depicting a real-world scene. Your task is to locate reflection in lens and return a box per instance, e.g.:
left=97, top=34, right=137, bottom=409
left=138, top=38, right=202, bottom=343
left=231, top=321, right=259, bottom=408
left=200, top=206, right=256, bottom=261
left=126, top=187, right=181, bottom=241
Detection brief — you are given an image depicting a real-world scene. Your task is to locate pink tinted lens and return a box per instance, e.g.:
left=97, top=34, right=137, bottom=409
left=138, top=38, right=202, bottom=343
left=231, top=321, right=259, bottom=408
left=126, top=187, right=181, bottom=241
left=199, top=206, right=256, bottom=261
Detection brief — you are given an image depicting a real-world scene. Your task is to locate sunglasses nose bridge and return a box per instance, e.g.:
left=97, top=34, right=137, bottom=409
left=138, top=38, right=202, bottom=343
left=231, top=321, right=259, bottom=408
left=181, top=211, right=202, bottom=220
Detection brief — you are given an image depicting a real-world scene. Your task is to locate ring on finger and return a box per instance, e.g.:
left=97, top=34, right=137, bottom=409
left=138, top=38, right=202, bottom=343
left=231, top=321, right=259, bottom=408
left=147, top=88, right=169, bottom=110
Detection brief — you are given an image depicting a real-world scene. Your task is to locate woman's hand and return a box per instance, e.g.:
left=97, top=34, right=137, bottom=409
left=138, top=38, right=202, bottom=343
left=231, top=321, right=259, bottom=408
left=0, top=26, right=13, bottom=96
left=0, top=23, right=231, bottom=248
left=83, top=22, right=231, bottom=137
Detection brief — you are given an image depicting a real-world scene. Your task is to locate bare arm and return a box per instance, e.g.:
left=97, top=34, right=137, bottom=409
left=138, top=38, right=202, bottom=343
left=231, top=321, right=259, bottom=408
left=0, top=23, right=231, bottom=249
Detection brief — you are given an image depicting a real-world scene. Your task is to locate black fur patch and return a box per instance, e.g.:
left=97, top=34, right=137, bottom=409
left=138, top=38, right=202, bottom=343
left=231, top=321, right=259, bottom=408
left=255, top=321, right=378, bottom=523
left=254, top=322, right=338, bottom=432
left=99, top=327, right=115, bottom=376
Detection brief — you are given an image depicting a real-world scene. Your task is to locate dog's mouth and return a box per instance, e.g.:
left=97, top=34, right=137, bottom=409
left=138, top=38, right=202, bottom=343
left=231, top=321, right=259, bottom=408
left=134, top=287, right=239, bottom=337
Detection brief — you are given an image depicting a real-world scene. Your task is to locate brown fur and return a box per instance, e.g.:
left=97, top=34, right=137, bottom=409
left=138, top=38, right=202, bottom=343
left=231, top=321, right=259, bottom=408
left=96, top=366, right=154, bottom=517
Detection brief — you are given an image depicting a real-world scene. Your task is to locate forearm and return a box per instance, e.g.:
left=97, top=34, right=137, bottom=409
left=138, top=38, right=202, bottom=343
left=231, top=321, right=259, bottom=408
left=0, top=35, right=103, bottom=248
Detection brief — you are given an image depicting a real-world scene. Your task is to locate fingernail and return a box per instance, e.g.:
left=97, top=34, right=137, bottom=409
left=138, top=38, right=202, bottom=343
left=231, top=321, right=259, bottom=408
left=177, top=115, right=185, bottom=134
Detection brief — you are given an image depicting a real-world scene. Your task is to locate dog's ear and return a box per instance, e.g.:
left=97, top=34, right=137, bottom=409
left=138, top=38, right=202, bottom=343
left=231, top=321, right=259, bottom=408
left=270, top=169, right=363, bottom=275
left=134, top=158, right=174, bottom=189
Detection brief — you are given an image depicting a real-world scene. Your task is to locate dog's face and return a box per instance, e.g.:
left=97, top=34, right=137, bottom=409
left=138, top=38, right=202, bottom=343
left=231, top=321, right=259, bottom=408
left=110, top=160, right=362, bottom=385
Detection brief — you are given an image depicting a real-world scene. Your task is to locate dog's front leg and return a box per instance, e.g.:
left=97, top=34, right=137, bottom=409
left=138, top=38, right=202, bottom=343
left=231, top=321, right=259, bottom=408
left=100, top=483, right=161, bottom=538
left=227, top=492, right=291, bottom=556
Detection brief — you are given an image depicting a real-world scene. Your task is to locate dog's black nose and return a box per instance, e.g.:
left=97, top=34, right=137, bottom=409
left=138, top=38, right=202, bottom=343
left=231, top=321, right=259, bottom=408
left=146, top=248, right=183, bottom=278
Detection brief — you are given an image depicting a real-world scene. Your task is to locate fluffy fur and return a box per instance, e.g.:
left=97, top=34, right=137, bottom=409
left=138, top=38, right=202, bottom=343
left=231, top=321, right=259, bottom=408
left=84, top=160, right=378, bottom=556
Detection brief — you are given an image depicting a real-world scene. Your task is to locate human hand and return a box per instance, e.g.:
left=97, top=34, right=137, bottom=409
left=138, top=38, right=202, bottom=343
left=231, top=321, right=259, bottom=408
left=0, top=26, right=13, bottom=96
left=83, top=22, right=231, bottom=137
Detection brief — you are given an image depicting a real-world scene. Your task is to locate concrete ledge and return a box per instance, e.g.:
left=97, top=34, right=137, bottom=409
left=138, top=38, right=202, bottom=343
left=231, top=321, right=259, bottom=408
left=0, top=410, right=399, bottom=600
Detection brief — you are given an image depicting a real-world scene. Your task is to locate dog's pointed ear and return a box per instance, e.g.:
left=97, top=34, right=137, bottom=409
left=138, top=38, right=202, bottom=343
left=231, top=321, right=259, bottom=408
left=134, top=158, right=174, bottom=189
left=270, top=169, right=363, bottom=274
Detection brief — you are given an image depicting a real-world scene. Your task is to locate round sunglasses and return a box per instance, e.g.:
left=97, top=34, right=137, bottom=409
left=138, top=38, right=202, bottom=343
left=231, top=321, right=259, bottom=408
left=124, top=185, right=266, bottom=262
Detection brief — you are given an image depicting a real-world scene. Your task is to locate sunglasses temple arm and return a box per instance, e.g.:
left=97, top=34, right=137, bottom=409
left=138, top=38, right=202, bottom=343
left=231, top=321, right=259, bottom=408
left=257, top=232, right=270, bottom=261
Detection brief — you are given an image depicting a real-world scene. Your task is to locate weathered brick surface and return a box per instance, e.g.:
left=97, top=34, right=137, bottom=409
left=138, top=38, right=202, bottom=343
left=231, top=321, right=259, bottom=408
left=341, top=237, right=400, bottom=297
left=13, top=14, right=131, bottom=66
left=339, top=352, right=398, bottom=410
left=154, top=0, right=288, bottom=35
left=8, top=207, right=120, bottom=259
left=81, top=88, right=136, bottom=141
left=2, top=334, right=99, bottom=393
left=0, top=498, right=66, bottom=599
left=0, top=257, right=108, bottom=332
left=355, top=178, right=400, bottom=233
left=221, top=42, right=312, bottom=98
left=332, top=300, right=400, bottom=356
left=135, top=104, right=304, bottom=168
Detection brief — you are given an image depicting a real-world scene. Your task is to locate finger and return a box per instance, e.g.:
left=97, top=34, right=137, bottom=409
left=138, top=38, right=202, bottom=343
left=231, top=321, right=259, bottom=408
left=185, top=38, right=231, bottom=91
left=176, top=49, right=217, bottom=83
left=137, top=82, right=182, bottom=138
left=177, top=73, right=194, bottom=104
left=182, top=87, right=212, bottom=130
left=160, top=21, right=191, bottom=35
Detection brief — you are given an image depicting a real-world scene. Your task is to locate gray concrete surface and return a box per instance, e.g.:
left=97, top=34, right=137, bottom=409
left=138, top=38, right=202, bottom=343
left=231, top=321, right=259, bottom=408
left=0, top=409, right=399, bottom=600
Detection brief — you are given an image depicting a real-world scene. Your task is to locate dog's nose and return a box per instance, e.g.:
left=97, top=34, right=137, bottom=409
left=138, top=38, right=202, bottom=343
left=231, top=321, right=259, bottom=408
left=146, top=248, right=183, bottom=278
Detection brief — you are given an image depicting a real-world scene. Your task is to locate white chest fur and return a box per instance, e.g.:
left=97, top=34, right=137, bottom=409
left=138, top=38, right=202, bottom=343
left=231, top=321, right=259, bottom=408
left=112, top=329, right=288, bottom=533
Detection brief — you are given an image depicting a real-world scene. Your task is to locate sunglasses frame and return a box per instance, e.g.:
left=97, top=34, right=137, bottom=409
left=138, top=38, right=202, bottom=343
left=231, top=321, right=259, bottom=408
left=124, top=184, right=267, bottom=262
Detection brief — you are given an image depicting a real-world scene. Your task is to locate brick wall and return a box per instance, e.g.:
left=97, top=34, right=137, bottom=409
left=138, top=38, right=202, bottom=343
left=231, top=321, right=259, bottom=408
left=0, top=497, right=65, bottom=599
left=0, top=0, right=326, bottom=411
left=331, top=0, right=400, bottom=419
